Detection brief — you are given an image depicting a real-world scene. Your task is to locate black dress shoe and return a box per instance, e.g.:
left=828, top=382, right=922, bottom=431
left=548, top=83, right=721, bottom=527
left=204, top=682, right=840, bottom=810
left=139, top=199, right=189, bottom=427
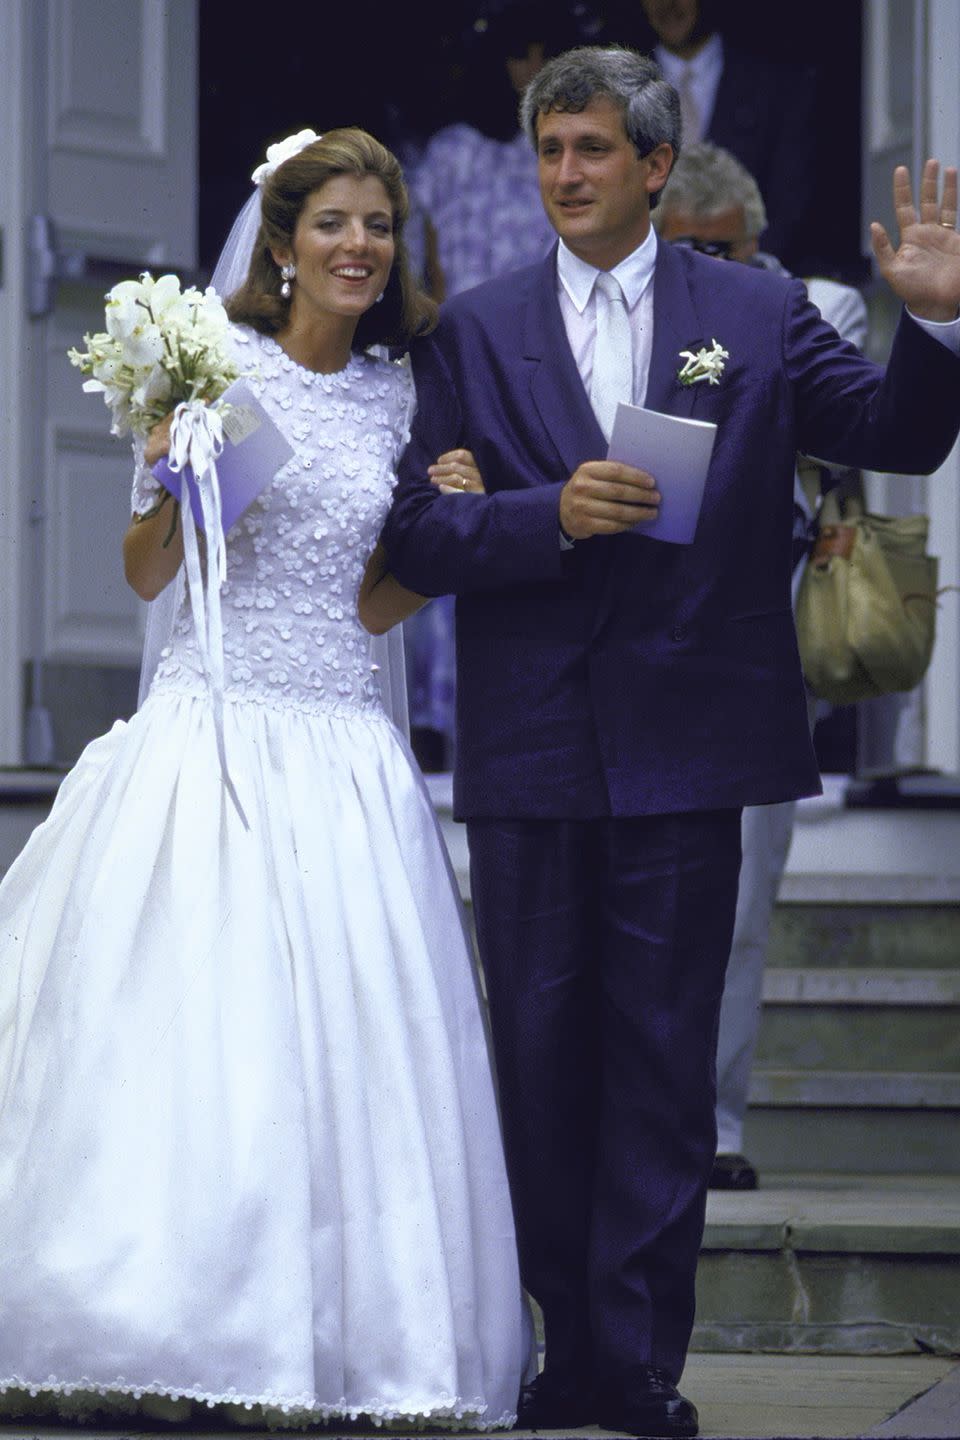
left=709, top=1152, right=758, bottom=1190
left=517, top=1372, right=596, bottom=1429
left=598, top=1366, right=698, bottom=1437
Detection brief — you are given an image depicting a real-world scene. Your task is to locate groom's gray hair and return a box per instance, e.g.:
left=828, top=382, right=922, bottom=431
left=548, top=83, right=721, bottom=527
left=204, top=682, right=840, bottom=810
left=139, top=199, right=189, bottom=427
left=519, top=45, right=682, bottom=163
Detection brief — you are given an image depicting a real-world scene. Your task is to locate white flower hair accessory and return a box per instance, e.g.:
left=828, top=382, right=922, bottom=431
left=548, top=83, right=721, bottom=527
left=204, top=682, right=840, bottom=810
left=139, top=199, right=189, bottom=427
left=251, top=129, right=322, bottom=187
left=677, top=338, right=729, bottom=387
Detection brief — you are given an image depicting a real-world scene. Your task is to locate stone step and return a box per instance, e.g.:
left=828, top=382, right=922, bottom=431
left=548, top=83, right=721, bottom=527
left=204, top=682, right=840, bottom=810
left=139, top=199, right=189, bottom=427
left=743, top=1077, right=960, bottom=1175
left=763, top=967, right=960, bottom=1005
left=769, top=902, right=960, bottom=971
left=694, top=1174, right=960, bottom=1355
left=755, top=969, right=960, bottom=1071
left=751, top=1068, right=960, bottom=1107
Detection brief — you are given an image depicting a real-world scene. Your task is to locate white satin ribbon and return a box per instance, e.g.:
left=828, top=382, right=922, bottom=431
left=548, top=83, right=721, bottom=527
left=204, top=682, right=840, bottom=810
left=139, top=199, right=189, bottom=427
left=167, top=400, right=249, bottom=828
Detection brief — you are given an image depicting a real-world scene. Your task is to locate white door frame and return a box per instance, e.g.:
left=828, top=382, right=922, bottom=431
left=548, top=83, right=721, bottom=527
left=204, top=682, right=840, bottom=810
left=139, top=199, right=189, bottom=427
left=0, top=2, right=30, bottom=764
left=0, top=0, right=198, bottom=769
left=924, top=0, right=960, bottom=774
left=863, top=0, right=960, bottom=777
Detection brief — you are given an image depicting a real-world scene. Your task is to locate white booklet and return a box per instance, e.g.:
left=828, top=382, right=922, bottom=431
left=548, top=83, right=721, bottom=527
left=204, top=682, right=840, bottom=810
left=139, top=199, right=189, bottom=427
left=607, top=401, right=717, bottom=545
left=151, top=379, right=294, bottom=533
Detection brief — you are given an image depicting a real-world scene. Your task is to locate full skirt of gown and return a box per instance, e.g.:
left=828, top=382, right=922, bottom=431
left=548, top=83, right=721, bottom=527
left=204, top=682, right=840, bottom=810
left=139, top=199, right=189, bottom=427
left=0, top=689, right=529, bottom=1427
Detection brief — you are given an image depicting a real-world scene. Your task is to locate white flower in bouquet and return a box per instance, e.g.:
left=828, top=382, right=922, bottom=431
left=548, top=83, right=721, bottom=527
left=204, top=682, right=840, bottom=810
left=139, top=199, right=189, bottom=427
left=68, top=270, right=241, bottom=438
left=188, top=294, right=234, bottom=349
left=76, top=340, right=130, bottom=415
left=131, top=362, right=174, bottom=412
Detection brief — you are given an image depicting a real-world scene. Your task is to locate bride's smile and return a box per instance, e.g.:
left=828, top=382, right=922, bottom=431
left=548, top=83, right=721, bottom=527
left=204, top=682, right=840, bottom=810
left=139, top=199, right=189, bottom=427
left=275, top=174, right=395, bottom=325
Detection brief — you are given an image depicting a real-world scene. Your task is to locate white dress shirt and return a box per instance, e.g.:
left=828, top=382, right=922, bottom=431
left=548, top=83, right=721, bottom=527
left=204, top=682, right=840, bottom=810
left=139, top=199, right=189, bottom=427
left=654, top=34, right=724, bottom=141
left=556, top=227, right=658, bottom=411
left=556, top=227, right=960, bottom=414
left=912, top=308, right=960, bottom=351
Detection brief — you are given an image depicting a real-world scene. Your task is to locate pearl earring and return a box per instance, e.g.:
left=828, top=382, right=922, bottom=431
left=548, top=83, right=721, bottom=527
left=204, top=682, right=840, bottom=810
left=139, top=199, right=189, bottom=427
left=375, top=291, right=384, bottom=304
left=280, top=262, right=296, bottom=299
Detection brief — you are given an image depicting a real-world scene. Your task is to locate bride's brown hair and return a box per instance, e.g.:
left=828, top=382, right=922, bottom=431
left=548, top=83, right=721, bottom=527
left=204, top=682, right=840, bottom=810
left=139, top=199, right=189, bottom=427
left=226, top=128, right=436, bottom=349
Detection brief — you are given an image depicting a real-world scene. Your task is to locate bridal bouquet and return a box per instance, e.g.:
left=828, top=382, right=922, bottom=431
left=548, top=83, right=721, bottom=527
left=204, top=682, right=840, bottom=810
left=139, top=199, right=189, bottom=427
left=68, top=271, right=239, bottom=437
left=69, top=271, right=247, bottom=824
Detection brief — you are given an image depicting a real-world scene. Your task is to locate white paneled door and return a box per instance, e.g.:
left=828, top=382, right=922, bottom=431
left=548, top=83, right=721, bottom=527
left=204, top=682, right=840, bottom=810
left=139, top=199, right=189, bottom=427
left=0, top=0, right=197, bottom=764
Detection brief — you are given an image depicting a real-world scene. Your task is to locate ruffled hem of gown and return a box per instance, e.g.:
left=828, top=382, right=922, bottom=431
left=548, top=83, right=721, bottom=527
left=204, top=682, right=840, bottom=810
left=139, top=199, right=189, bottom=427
left=0, top=1378, right=517, bottom=1430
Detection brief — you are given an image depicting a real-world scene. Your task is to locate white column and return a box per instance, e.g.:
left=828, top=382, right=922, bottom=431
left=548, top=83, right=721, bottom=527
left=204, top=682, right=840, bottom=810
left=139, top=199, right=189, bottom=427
left=923, top=0, right=960, bottom=774
left=0, top=2, right=28, bottom=764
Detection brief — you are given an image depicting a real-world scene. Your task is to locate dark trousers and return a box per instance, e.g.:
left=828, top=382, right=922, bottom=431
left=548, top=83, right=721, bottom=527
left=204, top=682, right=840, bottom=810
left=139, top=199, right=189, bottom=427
left=467, top=810, right=743, bottom=1392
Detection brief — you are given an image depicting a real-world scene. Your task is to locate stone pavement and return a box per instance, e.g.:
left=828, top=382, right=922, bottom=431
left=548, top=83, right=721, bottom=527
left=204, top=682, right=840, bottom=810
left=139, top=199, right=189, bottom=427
left=677, top=1353, right=958, bottom=1438
left=2, top=1355, right=958, bottom=1440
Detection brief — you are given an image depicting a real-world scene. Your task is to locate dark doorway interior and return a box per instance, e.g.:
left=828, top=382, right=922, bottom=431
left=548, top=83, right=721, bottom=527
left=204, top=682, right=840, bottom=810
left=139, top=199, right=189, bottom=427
left=199, top=2, right=864, bottom=282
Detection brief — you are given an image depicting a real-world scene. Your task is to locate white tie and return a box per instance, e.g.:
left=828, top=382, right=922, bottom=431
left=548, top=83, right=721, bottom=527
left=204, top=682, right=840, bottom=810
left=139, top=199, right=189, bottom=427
left=590, top=271, right=633, bottom=441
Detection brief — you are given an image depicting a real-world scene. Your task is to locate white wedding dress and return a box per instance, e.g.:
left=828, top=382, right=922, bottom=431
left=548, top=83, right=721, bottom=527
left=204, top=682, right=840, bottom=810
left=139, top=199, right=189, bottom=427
left=0, top=328, right=528, bottom=1428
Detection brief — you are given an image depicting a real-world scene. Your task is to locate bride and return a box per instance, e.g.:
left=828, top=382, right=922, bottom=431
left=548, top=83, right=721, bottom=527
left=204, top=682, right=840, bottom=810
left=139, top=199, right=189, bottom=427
left=0, top=127, right=529, bottom=1428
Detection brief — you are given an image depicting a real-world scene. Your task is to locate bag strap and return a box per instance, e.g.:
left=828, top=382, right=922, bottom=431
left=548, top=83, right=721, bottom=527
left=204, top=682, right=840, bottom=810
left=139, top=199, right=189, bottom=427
left=818, top=488, right=843, bottom=526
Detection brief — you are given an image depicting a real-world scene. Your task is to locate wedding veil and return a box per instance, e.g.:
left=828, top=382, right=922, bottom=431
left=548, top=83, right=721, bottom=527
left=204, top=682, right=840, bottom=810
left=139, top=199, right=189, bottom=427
left=137, top=171, right=410, bottom=739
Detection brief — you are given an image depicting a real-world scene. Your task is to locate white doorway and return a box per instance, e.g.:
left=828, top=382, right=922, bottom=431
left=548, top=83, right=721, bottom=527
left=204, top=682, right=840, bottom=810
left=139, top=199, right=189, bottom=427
left=0, top=0, right=197, bottom=767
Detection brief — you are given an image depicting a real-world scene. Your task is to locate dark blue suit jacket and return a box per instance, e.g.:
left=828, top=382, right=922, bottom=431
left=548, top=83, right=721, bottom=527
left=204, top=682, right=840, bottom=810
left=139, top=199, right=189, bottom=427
left=382, top=240, right=960, bottom=820
left=706, top=45, right=817, bottom=271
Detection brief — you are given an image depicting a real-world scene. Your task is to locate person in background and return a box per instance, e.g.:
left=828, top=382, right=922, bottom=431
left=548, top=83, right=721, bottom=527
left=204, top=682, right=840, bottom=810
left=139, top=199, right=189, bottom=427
left=414, top=1, right=578, bottom=301
left=655, top=141, right=869, bottom=1191
left=631, top=0, right=817, bottom=272
left=405, top=0, right=578, bottom=770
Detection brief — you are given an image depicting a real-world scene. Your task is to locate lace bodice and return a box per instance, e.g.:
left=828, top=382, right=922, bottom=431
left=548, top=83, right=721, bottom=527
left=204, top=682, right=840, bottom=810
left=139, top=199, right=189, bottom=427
left=135, top=328, right=413, bottom=718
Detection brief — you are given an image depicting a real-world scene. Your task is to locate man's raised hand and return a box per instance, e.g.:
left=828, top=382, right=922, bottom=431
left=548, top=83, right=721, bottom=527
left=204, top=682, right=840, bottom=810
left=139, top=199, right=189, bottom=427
left=871, top=159, right=960, bottom=322
left=559, top=461, right=661, bottom=540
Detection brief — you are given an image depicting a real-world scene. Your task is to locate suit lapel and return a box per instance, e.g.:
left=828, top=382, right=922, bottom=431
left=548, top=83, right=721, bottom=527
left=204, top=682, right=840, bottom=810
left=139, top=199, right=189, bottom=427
left=520, top=239, right=709, bottom=465
left=645, top=238, right=706, bottom=419
left=522, top=247, right=607, bottom=475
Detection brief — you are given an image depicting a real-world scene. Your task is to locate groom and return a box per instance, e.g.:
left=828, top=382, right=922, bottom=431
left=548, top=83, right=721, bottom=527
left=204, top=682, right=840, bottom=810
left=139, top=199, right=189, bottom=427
left=383, top=45, right=960, bottom=1439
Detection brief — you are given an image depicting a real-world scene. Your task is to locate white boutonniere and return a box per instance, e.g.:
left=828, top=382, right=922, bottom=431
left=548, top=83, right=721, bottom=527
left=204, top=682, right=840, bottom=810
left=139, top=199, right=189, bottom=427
left=677, top=339, right=729, bottom=387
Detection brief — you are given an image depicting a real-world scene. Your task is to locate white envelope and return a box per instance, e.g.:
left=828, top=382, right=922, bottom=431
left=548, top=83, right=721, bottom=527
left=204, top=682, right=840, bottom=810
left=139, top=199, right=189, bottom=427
left=607, top=402, right=717, bottom=545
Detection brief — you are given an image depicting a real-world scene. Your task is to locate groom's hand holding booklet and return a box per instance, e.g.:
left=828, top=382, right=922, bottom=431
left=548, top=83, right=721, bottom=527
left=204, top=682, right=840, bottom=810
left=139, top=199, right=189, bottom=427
left=607, top=402, right=717, bottom=545
left=151, top=379, right=294, bottom=533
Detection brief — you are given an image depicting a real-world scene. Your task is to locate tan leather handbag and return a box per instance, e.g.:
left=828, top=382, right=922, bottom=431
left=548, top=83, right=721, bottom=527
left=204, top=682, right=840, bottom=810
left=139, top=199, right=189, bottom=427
left=795, top=496, right=940, bottom=704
